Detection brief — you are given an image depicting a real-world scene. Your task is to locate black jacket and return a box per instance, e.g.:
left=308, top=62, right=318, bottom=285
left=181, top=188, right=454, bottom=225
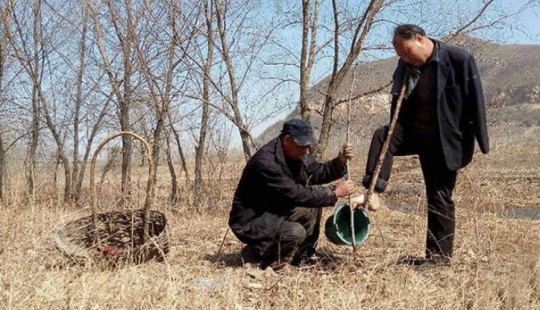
left=392, top=40, right=489, bottom=170
left=229, top=137, right=346, bottom=251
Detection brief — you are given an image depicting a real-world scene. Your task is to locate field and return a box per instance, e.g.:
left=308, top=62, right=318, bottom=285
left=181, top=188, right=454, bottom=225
left=0, top=124, right=539, bottom=309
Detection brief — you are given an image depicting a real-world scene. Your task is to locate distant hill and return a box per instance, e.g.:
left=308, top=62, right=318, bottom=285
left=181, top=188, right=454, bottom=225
left=308, top=34, right=540, bottom=109
left=257, top=35, right=540, bottom=154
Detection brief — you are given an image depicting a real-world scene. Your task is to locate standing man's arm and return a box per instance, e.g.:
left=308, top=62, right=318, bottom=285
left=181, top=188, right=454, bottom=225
left=463, top=55, right=489, bottom=154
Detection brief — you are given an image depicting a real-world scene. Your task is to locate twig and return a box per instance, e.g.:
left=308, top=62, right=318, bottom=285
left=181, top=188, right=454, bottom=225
left=216, top=228, right=230, bottom=257
left=346, top=65, right=358, bottom=253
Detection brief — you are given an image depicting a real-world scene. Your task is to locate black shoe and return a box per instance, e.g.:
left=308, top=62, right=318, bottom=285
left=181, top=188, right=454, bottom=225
left=242, top=246, right=288, bottom=271
left=240, top=246, right=261, bottom=266
left=426, top=253, right=451, bottom=266
left=290, top=246, right=321, bottom=267
left=260, top=258, right=289, bottom=271
left=396, top=255, right=451, bottom=267
left=396, top=255, right=430, bottom=266
left=290, top=254, right=317, bottom=267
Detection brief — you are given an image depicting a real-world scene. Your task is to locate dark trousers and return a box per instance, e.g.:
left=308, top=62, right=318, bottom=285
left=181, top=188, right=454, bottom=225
left=251, top=207, right=321, bottom=264
left=363, top=123, right=457, bottom=258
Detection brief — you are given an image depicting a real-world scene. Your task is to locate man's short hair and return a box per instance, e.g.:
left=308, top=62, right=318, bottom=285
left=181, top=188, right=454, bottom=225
left=393, top=24, right=426, bottom=44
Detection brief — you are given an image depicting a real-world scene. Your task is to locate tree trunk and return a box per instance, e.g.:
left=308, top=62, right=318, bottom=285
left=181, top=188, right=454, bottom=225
left=25, top=87, right=39, bottom=197
left=40, top=95, right=73, bottom=201
left=0, top=4, right=8, bottom=202
left=152, top=117, right=164, bottom=185
left=312, top=0, right=383, bottom=160
left=0, top=137, right=4, bottom=201
left=164, top=130, right=178, bottom=205
left=214, top=0, right=252, bottom=161
left=299, top=0, right=320, bottom=121
left=114, top=0, right=135, bottom=197
left=194, top=0, right=214, bottom=202
left=169, top=122, right=190, bottom=180
left=59, top=152, right=71, bottom=201
left=120, top=105, right=132, bottom=197
left=71, top=3, right=89, bottom=202
left=311, top=90, right=336, bottom=159
left=53, top=153, right=60, bottom=200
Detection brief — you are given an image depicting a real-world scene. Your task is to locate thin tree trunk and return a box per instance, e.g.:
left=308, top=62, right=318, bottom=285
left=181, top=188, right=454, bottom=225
left=299, top=0, right=320, bottom=121
left=311, top=0, right=383, bottom=160
left=0, top=137, right=4, bottom=201
left=0, top=3, right=9, bottom=202
left=104, top=0, right=134, bottom=197
left=214, top=0, right=252, bottom=161
left=169, top=121, right=189, bottom=180
left=152, top=118, right=164, bottom=181
left=53, top=153, right=61, bottom=200
left=71, top=3, right=89, bottom=201
left=194, top=0, right=214, bottom=202
left=73, top=94, right=112, bottom=200
left=40, top=95, right=72, bottom=200
left=24, top=0, right=44, bottom=198
left=164, top=129, right=178, bottom=205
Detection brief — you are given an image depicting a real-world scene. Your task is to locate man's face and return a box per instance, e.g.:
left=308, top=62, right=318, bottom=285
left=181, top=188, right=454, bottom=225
left=282, top=135, right=310, bottom=160
left=393, top=34, right=430, bottom=67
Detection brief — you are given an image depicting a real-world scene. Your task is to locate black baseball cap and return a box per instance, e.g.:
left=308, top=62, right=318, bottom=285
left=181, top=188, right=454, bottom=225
left=281, top=119, right=316, bottom=146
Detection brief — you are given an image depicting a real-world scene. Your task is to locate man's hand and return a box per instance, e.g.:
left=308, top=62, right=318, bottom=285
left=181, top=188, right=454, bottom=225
left=333, top=180, right=355, bottom=198
left=338, top=143, right=354, bottom=166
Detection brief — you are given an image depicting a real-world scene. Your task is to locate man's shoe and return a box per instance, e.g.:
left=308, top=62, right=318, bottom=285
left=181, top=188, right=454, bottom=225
left=396, top=255, right=429, bottom=266
left=241, top=246, right=261, bottom=266
left=396, top=255, right=451, bottom=267
left=290, top=254, right=318, bottom=267
left=426, top=253, right=451, bottom=266
left=260, top=259, right=288, bottom=271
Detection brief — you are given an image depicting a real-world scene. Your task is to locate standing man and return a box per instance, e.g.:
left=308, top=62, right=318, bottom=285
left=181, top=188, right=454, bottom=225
left=229, top=119, right=355, bottom=269
left=359, top=24, right=489, bottom=265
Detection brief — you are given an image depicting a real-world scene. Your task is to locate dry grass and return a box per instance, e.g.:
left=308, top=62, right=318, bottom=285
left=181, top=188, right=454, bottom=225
left=1, top=126, right=539, bottom=309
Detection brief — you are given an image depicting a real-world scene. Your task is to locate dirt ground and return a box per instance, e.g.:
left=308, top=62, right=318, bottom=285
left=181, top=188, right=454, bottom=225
left=0, top=124, right=539, bottom=309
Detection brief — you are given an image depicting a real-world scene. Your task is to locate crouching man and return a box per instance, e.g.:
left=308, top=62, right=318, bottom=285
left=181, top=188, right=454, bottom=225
left=229, top=119, right=355, bottom=269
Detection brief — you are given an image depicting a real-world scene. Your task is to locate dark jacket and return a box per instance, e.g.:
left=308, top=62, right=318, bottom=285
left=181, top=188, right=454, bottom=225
left=229, top=137, right=346, bottom=252
left=391, top=40, right=489, bottom=170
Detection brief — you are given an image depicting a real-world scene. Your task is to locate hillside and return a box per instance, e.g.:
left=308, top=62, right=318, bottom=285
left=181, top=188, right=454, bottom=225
left=308, top=34, right=540, bottom=109
left=257, top=35, right=540, bottom=152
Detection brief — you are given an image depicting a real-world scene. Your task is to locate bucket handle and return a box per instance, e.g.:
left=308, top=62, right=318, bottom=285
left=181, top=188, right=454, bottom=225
left=89, top=131, right=155, bottom=242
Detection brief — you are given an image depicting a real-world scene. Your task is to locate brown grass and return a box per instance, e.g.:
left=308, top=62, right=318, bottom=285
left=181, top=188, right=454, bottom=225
left=0, top=126, right=539, bottom=309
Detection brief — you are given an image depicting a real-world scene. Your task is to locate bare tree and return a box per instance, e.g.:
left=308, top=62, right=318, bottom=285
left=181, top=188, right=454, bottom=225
left=2, top=0, right=64, bottom=198
left=168, top=113, right=190, bottom=181
left=129, top=0, right=206, bottom=205
left=71, top=1, right=91, bottom=200
left=91, top=0, right=140, bottom=197
left=0, top=0, right=537, bottom=204
left=299, top=0, right=320, bottom=121
left=212, top=0, right=254, bottom=160
left=309, top=0, right=384, bottom=159
left=3, top=0, right=114, bottom=202
left=0, top=2, right=10, bottom=201
left=1, top=0, right=44, bottom=198
left=193, top=0, right=214, bottom=202
left=0, top=136, right=4, bottom=200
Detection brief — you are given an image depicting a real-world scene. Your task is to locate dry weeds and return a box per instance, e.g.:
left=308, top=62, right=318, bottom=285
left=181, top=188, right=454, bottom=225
left=0, top=127, right=539, bottom=309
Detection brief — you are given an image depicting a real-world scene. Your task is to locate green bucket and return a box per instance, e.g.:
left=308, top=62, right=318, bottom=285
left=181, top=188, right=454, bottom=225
left=324, top=203, right=370, bottom=246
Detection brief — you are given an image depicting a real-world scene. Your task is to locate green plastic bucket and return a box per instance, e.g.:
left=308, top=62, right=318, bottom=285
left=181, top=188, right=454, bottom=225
left=324, top=203, right=370, bottom=246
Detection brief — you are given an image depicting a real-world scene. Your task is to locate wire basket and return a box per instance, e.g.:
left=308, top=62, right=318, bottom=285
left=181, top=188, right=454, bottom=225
left=55, top=131, right=170, bottom=265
